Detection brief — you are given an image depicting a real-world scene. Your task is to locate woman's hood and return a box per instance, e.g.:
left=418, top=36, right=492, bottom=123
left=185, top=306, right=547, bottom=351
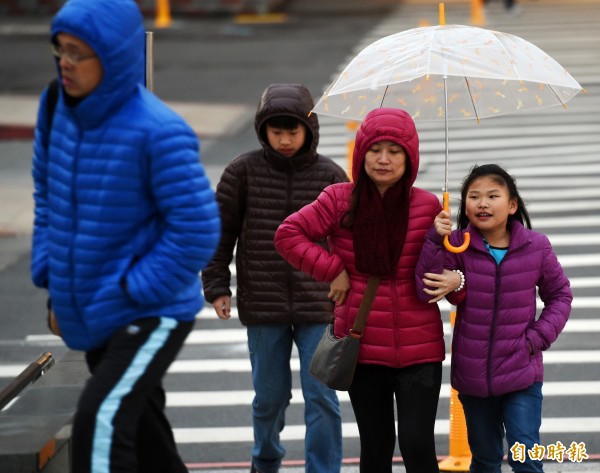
left=352, top=108, right=420, bottom=186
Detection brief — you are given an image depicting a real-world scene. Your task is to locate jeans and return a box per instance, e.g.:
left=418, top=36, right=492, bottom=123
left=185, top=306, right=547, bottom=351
left=459, top=383, right=544, bottom=473
left=247, top=323, right=342, bottom=473
left=348, top=362, right=442, bottom=473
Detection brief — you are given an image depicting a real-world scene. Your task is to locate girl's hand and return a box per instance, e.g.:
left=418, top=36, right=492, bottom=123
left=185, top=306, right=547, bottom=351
left=422, top=269, right=461, bottom=303
left=434, top=210, right=453, bottom=236
left=328, top=269, right=350, bottom=304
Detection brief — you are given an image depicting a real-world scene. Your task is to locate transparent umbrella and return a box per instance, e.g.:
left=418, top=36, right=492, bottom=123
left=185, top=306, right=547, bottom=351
left=312, top=22, right=583, bottom=251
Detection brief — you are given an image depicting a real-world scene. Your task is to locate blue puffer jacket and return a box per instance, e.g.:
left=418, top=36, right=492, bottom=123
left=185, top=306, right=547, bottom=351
left=31, top=0, right=221, bottom=351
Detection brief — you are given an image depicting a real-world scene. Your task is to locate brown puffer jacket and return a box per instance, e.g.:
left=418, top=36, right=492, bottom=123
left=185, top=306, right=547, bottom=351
left=201, top=84, right=349, bottom=325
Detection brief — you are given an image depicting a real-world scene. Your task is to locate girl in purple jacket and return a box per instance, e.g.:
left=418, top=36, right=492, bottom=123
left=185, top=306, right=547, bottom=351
left=416, top=164, right=572, bottom=473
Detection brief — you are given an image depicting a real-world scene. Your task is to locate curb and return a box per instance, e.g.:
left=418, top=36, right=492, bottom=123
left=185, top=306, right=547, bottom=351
left=0, top=96, right=253, bottom=141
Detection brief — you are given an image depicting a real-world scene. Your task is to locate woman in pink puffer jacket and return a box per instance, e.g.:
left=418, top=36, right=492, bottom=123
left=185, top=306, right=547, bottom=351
left=275, top=108, right=458, bottom=473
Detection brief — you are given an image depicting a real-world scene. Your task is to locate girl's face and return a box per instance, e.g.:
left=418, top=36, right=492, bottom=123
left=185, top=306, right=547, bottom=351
left=465, top=176, right=517, bottom=238
left=364, top=140, right=407, bottom=194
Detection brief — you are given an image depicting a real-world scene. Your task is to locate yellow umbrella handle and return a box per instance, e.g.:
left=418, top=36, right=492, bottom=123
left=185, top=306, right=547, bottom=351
left=443, top=192, right=470, bottom=253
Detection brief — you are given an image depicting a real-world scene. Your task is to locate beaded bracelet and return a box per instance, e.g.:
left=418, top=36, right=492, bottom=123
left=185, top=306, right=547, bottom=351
left=453, top=269, right=465, bottom=292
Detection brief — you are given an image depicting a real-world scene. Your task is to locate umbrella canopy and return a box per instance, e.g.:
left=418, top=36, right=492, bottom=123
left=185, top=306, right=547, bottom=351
left=313, top=24, right=582, bottom=122
left=312, top=24, right=582, bottom=252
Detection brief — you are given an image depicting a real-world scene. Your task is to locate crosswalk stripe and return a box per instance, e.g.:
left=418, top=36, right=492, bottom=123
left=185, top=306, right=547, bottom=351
left=165, top=381, right=600, bottom=408
left=568, top=277, right=600, bottom=288
left=163, top=351, right=600, bottom=373
left=183, top=319, right=600, bottom=344
left=194, top=247, right=598, bottom=274
left=17, top=317, right=600, bottom=350
left=172, top=418, right=600, bottom=443
left=207, top=319, right=598, bottom=341
left=532, top=203, right=600, bottom=214
left=552, top=254, right=600, bottom=266
left=193, top=296, right=600, bottom=320
left=7, top=348, right=596, bottom=378
left=19, top=317, right=600, bottom=349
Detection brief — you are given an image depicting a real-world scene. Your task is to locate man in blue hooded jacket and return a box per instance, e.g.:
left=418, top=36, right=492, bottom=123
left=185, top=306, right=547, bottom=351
left=30, top=0, right=221, bottom=471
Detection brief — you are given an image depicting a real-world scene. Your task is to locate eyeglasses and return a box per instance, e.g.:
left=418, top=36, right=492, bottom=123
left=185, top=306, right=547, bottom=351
left=51, top=43, right=97, bottom=66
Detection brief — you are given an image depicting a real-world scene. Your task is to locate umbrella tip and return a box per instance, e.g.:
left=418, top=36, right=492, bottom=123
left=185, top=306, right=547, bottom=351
left=439, top=3, right=445, bottom=26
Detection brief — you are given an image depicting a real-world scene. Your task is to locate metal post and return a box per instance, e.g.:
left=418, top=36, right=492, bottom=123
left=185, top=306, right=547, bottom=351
left=0, top=352, right=55, bottom=411
left=145, top=32, right=154, bottom=93
left=443, top=75, right=449, bottom=195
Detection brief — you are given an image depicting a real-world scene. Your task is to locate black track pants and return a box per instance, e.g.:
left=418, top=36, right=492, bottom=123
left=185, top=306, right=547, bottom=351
left=71, top=317, right=193, bottom=473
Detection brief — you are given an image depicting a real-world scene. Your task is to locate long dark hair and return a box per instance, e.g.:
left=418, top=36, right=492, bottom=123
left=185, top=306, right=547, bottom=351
left=341, top=169, right=366, bottom=229
left=457, top=164, right=532, bottom=230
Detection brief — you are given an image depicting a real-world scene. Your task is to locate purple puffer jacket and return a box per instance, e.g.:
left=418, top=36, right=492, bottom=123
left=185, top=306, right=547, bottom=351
left=416, top=220, right=572, bottom=397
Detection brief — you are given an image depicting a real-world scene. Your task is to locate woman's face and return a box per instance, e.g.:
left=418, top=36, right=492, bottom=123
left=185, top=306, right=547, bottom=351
left=364, top=140, right=407, bottom=194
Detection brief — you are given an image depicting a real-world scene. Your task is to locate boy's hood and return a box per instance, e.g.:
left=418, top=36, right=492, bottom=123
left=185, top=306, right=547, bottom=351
left=254, top=83, right=320, bottom=158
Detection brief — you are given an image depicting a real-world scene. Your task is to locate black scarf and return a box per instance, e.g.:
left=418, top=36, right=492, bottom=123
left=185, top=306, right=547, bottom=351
left=352, top=178, right=410, bottom=277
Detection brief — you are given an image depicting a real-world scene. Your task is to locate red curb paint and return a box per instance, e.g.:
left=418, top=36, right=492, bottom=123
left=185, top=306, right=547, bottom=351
left=0, top=125, right=35, bottom=140
left=185, top=454, right=600, bottom=470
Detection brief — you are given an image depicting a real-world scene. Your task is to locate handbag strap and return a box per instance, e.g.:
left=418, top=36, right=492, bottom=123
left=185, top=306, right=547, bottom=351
left=349, top=276, right=381, bottom=339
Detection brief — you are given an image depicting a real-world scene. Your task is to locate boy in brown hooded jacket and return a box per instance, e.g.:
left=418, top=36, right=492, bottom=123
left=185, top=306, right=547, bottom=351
left=201, top=84, right=348, bottom=473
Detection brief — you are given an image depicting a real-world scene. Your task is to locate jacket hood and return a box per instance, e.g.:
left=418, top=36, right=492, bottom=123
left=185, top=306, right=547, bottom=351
left=51, top=0, right=145, bottom=129
left=352, top=108, right=420, bottom=186
left=254, top=84, right=320, bottom=170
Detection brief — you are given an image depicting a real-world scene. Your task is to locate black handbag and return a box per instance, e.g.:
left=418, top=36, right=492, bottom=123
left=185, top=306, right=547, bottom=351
left=309, top=276, right=380, bottom=391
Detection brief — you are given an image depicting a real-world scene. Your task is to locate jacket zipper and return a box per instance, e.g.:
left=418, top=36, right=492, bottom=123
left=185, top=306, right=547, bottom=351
left=486, top=249, right=509, bottom=397
left=391, top=277, right=399, bottom=365
left=69, top=129, right=82, bottom=315
left=285, top=169, right=294, bottom=323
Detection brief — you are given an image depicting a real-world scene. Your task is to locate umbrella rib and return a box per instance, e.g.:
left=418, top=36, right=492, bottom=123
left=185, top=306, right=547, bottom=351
left=464, top=77, right=480, bottom=123
left=380, top=85, right=389, bottom=108
left=547, top=83, right=569, bottom=109
left=495, top=32, right=523, bottom=81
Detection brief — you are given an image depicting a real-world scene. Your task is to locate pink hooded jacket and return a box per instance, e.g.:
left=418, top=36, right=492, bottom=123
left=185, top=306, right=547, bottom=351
left=275, top=108, right=445, bottom=368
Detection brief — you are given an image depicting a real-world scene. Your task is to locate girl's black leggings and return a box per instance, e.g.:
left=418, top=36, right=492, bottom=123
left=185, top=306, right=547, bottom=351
left=348, top=362, right=442, bottom=473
